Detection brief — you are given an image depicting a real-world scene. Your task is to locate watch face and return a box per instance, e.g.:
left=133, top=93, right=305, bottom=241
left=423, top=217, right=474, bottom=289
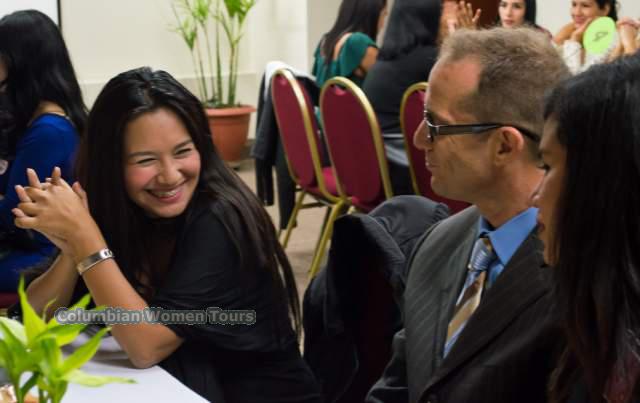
left=0, top=159, right=8, bottom=175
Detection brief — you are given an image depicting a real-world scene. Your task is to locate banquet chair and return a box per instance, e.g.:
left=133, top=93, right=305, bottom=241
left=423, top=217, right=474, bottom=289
left=400, top=82, right=470, bottom=214
left=319, top=77, right=393, bottom=214
left=271, top=69, right=349, bottom=279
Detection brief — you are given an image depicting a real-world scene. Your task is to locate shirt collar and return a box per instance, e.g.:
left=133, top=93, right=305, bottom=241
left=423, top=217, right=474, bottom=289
left=477, top=207, right=538, bottom=267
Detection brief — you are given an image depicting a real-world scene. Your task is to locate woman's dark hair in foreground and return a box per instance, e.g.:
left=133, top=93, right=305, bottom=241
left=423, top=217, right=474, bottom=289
left=0, top=10, right=87, bottom=153
left=545, top=53, right=640, bottom=402
left=321, top=0, right=387, bottom=65
left=377, top=0, right=440, bottom=61
left=76, top=67, right=301, bottom=335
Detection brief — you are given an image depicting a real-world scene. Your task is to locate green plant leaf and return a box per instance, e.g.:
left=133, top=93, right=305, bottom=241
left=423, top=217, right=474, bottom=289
left=0, top=339, right=12, bottom=370
left=37, top=376, right=53, bottom=395
left=36, top=323, right=87, bottom=347
left=17, top=277, right=46, bottom=343
left=0, top=316, right=27, bottom=344
left=20, top=373, right=39, bottom=399
left=0, top=321, right=35, bottom=375
left=46, top=293, right=94, bottom=329
left=63, top=369, right=136, bottom=387
left=36, top=337, right=62, bottom=380
left=58, top=327, right=110, bottom=375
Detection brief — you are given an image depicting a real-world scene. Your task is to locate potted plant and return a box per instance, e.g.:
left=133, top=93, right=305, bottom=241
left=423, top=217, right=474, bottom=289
left=172, top=0, right=257, bottom=164
left=0, top=279, right=134, bottom=403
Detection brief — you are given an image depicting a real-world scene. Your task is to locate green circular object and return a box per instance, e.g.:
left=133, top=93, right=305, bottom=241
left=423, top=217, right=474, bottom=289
left=583, top=17, right=617, bottom=55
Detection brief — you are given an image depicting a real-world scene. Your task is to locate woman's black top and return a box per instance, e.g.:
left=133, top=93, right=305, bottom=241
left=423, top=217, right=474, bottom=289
left=362, top=45, right=438, bottom=134
left=148, top=195, right=321, bottom=402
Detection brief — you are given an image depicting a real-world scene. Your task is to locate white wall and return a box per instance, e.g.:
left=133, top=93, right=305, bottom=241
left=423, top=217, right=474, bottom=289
left=49, top=0, right=640, bottom=140
left=60, top=0, right=310, bottom=137
left=538, top=0, right=640, bottom=35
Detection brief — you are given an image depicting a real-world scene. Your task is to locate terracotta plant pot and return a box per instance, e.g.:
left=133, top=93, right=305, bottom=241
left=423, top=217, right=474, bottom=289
left=205, top=105, right=256, bottom=163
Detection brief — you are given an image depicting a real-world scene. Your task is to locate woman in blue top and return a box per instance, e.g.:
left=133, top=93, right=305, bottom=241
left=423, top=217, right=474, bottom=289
left=0, top=10, right=86, bottom=291
left=312, top=0, right=388, bottom=88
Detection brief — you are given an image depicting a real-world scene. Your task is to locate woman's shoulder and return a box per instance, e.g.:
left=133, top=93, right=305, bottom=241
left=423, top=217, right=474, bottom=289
left=346, top=32, right=377, bottom=47
left=29, top=113, right=75, bottom=130
left=24, top=114, right=77, bottom=141
left=18, top=114, right=78, bottom=150
left=184, top=193, right=227, bottom=230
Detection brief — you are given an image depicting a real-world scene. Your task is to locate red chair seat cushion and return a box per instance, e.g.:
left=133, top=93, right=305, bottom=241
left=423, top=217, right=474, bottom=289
left=307, top=167, right=340, bottom=199
left=0, top=293, right=19, bottom=308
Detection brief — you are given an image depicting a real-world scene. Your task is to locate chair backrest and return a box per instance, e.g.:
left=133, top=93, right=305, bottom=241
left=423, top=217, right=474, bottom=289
left=320, top=77, right=393, bottom=209
left=400, top=83, right=470, bottom=214
left=271, top=69, right=335, bottom=200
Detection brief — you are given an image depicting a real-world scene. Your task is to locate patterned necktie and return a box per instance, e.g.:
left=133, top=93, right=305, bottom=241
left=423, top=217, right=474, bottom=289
left=444, top=236, right=496, bottom=357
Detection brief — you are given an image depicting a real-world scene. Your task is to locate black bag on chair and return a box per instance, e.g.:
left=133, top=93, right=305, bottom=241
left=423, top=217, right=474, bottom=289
left=303, top=195, right=450, bottom=403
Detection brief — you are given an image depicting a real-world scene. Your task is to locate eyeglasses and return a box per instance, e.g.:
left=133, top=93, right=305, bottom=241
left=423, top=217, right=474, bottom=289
left=423, top=110, right=540, bottom=143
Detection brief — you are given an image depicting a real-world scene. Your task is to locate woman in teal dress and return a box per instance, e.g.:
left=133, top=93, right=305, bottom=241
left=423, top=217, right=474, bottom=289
left=312, top=0, right=388, bottom=88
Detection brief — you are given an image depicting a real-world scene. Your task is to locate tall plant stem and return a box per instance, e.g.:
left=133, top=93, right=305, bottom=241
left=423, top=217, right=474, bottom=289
left=215, top=1, right=224, bottom=105
left=228, top=44, right=236, bottom=106
left=194, top=37, right=209, bottom=102
left=191, top=51, right=205, bottom=101
left=202, top=24, right=216, bottom=103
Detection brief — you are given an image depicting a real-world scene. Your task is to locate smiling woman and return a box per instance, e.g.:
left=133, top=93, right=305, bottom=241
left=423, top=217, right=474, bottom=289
left=11, top=67, right=322, bottom=403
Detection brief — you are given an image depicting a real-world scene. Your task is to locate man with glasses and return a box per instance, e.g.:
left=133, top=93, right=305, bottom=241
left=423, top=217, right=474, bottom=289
left=367, top=28, right=570, bottom=403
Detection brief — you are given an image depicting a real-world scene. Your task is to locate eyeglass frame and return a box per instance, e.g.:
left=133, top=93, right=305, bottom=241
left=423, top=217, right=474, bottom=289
left=422, top=109, right=540, bottom=143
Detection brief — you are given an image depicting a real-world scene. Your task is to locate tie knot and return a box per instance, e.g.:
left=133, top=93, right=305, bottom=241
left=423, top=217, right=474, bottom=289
left=468, top=236, right=495, bottom=273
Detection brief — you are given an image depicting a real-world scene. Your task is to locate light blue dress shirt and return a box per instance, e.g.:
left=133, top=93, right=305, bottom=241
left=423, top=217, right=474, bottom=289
left=443, top=207, right=538, bottom=357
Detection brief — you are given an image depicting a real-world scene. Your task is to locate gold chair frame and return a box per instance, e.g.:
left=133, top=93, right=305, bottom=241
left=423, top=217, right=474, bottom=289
left=399, top=82, right=428, bottom=196
left=271, top=69, right=349, bottom=279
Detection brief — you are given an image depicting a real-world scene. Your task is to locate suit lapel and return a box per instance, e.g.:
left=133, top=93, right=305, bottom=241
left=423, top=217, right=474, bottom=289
left=423, top=231, right=547, bottom=393
left=431, top=224, right=477, bottom=371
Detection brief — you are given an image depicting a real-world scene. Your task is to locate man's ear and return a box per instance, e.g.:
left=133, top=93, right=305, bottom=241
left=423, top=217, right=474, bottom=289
left=493, top=127, right=526, bottom=166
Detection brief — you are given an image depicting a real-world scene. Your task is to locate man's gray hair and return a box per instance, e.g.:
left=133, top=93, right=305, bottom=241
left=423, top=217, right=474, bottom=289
left=439, top=27, right=570, bottom=146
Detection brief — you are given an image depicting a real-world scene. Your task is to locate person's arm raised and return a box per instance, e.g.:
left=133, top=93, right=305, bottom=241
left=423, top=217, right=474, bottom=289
left=14, top=167, right=183, bottom=369
left=554, top=22, right=577, bottom=45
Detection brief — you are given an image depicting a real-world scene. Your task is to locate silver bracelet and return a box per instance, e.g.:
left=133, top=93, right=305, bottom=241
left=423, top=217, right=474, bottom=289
left=76, top=248, right=114, bottom=276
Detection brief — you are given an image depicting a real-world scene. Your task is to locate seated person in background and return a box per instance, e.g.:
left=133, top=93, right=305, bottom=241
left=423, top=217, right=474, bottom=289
left=13, top=68, right=322, bottom=403
left=533, top=53, right=640, bottom=403
left=366, top=28, right=571, bottom=403
left=312, top=0, right=388, bottom=88
left=553, top=0, right=619, bottom=74
left=497, top=0, right=551, bottom=36
left=362, top=0, right=443, bottom=195
left=0, top=10, right=85, bottom=291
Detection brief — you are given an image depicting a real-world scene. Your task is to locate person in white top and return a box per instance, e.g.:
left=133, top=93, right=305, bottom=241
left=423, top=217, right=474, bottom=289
left=553, top=0, right=618, bottom=74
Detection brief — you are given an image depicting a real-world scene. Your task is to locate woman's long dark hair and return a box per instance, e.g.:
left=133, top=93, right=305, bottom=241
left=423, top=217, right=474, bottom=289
left=321, top=0, right=386, bottom=65
left=76, top=67, right=301, bottom=335
left=377, top=0, right=440, bottom=61
left=0, top=10, right=87, bottom=156
left=545, top=53, right=640, bottom=402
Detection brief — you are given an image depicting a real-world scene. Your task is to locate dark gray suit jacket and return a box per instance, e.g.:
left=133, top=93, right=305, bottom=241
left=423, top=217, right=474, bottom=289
left=367, top=206, right=561, bottom=403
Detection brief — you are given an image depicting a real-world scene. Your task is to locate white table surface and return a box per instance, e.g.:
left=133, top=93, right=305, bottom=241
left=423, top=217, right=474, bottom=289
left=62, top=333, right=208, bottom=403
